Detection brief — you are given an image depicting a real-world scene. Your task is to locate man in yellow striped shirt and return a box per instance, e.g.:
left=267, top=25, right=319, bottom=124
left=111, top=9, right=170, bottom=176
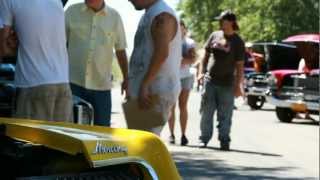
left=66, top=0, right=128, bottom=126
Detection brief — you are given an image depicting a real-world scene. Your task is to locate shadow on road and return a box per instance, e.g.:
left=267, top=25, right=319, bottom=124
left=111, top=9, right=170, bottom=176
left=278, top=120, right=319, bottom=126
left=184, top=145, right=282, bottom=157
left=259, top=108, right=276, bottom=112
left=235, top=108, right=275, bottom=112
left=173, top=151, right=315, bottom=180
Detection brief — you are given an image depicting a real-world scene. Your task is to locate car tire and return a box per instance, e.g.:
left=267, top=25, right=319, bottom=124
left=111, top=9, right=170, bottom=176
left=276, top=107, right=295, bottom=123
left=247, top=95, right=265, bottom=110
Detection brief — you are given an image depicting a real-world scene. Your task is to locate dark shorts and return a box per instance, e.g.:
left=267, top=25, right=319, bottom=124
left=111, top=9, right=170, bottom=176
left=71, top=84, right=111, bottom=126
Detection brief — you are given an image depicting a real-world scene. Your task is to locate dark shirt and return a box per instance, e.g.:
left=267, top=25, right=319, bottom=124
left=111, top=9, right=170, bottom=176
left=204, top=31, right=245, bottom=86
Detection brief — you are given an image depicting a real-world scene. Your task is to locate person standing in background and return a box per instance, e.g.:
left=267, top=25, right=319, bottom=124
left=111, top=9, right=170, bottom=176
left=198, top=10, right=245, bottom=150
left=168, top=20, right=196, bottom=145
left=65, top=0, right=129, bottom=126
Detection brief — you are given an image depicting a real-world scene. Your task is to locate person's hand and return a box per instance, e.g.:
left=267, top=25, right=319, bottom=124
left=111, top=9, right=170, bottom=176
left=121, top=78, right=129, bottom=97
left=197, top=73, right=205, bottom=86
left=138, top=83, right=152, bottom=109
left=234, top=85, right=243, bottom=98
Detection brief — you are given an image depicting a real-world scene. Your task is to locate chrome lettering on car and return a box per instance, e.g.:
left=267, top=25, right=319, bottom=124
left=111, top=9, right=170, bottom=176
left=92, top=142, right=128, bottom=155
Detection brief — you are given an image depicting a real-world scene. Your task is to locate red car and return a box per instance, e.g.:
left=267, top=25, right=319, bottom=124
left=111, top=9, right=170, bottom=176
left=244, top=42, right=298, bottom=110
left=267, top=34, right=319, bottom=122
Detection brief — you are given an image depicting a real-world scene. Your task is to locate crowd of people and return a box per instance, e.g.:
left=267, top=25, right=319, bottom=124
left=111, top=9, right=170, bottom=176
left=0, top=0, right=245, bottom=151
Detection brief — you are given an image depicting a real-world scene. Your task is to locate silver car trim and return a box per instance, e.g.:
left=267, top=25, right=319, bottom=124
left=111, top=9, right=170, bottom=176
left=266, top=96, right=319, bottom=111
left=247, top=87, right=269, bottom=96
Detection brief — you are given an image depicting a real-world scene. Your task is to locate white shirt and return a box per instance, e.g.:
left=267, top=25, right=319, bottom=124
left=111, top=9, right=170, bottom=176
left=128, top=0, right=182, bottom=103
left=180, top=37, right=196, bottom=79
left=0, top=0, right=69, bottom=87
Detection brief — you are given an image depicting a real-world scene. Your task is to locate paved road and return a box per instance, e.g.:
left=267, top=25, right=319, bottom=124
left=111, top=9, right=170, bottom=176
left=110, top=87, right=319, bottom=180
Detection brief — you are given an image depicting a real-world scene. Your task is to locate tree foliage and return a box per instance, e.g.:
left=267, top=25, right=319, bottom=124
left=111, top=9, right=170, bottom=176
left=178, top=0, right=319, bottom=43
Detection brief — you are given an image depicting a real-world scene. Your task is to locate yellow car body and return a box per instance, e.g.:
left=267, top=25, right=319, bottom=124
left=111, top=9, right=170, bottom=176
left=0, top=118, right=181, bottom=180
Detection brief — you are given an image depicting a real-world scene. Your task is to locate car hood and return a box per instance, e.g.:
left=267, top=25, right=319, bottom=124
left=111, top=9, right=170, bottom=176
left=283, top=34, right=320, bottom=43
left=0, top=118, right=181, bottom=180
left=250, top=42, right=301, bottom=70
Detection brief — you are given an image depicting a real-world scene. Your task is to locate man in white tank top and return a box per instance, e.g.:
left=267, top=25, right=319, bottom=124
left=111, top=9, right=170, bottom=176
left=127, top=0, right=182, bottom=135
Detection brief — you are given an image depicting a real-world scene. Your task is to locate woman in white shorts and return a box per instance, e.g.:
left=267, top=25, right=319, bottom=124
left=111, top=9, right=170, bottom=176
left=168, top=20, right=197, bottom=146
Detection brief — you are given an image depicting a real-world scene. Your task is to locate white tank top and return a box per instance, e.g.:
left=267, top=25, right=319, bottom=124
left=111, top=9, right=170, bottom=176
left=128, top=0, right=182, bottom=102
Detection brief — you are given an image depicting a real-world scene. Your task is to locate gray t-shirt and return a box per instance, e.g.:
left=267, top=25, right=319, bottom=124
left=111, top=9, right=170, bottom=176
left=0, top=0, right=69, bottom=87
left=205, top=31, right=245, bottom=86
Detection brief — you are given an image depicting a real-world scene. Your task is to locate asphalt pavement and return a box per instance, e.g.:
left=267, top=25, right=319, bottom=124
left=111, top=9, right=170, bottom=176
left=110, top=87, right=319, bottom=180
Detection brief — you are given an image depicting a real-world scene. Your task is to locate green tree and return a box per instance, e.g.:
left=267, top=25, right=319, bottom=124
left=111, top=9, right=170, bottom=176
left=178, top=0, right=319, bottom=43
left=177, top=0, right=223, bottom=43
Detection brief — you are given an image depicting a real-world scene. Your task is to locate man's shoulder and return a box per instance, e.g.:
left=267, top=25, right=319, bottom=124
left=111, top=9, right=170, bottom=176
left=232, top=34, right=245, bottom=47
left=105, top=5, right=121, bottom=18
left=66, top=3, right=85, bottom=13
left=234, top=34, right=244, bottom=42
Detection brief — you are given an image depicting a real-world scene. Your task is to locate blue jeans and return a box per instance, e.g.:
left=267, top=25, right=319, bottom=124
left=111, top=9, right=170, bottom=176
left=199, top=80, right=234, bottom=143
left=71, top=84, right=111, bottom=126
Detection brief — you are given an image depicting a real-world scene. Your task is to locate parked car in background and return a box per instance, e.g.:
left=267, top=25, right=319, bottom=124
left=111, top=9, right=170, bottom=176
left=267, top=34, right=319, bottom=123
left=244, top=42, right=300, bottom=110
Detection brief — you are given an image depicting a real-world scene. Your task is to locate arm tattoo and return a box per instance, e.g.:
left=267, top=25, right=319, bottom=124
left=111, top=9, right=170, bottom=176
left=154, top=14, right=167, bottom=28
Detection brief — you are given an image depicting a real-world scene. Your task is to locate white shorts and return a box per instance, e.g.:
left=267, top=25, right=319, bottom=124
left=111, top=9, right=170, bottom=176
left=181, top=76, right=194, bottom=90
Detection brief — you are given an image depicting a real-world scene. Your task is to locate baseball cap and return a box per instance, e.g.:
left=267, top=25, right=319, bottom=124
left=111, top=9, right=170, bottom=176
left=215, top=10, right=239, bottom=30
left=215, top=10, right=237, bottom=21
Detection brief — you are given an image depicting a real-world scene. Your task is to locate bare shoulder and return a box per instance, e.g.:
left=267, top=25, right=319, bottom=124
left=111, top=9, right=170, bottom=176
left=153, top=12, right=177, bottom=26
left=151, top=12, right=177, bottom=39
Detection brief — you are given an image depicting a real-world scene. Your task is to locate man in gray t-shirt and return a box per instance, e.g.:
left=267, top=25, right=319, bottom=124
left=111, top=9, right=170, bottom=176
left=198, top=10, right=245, bottom=150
